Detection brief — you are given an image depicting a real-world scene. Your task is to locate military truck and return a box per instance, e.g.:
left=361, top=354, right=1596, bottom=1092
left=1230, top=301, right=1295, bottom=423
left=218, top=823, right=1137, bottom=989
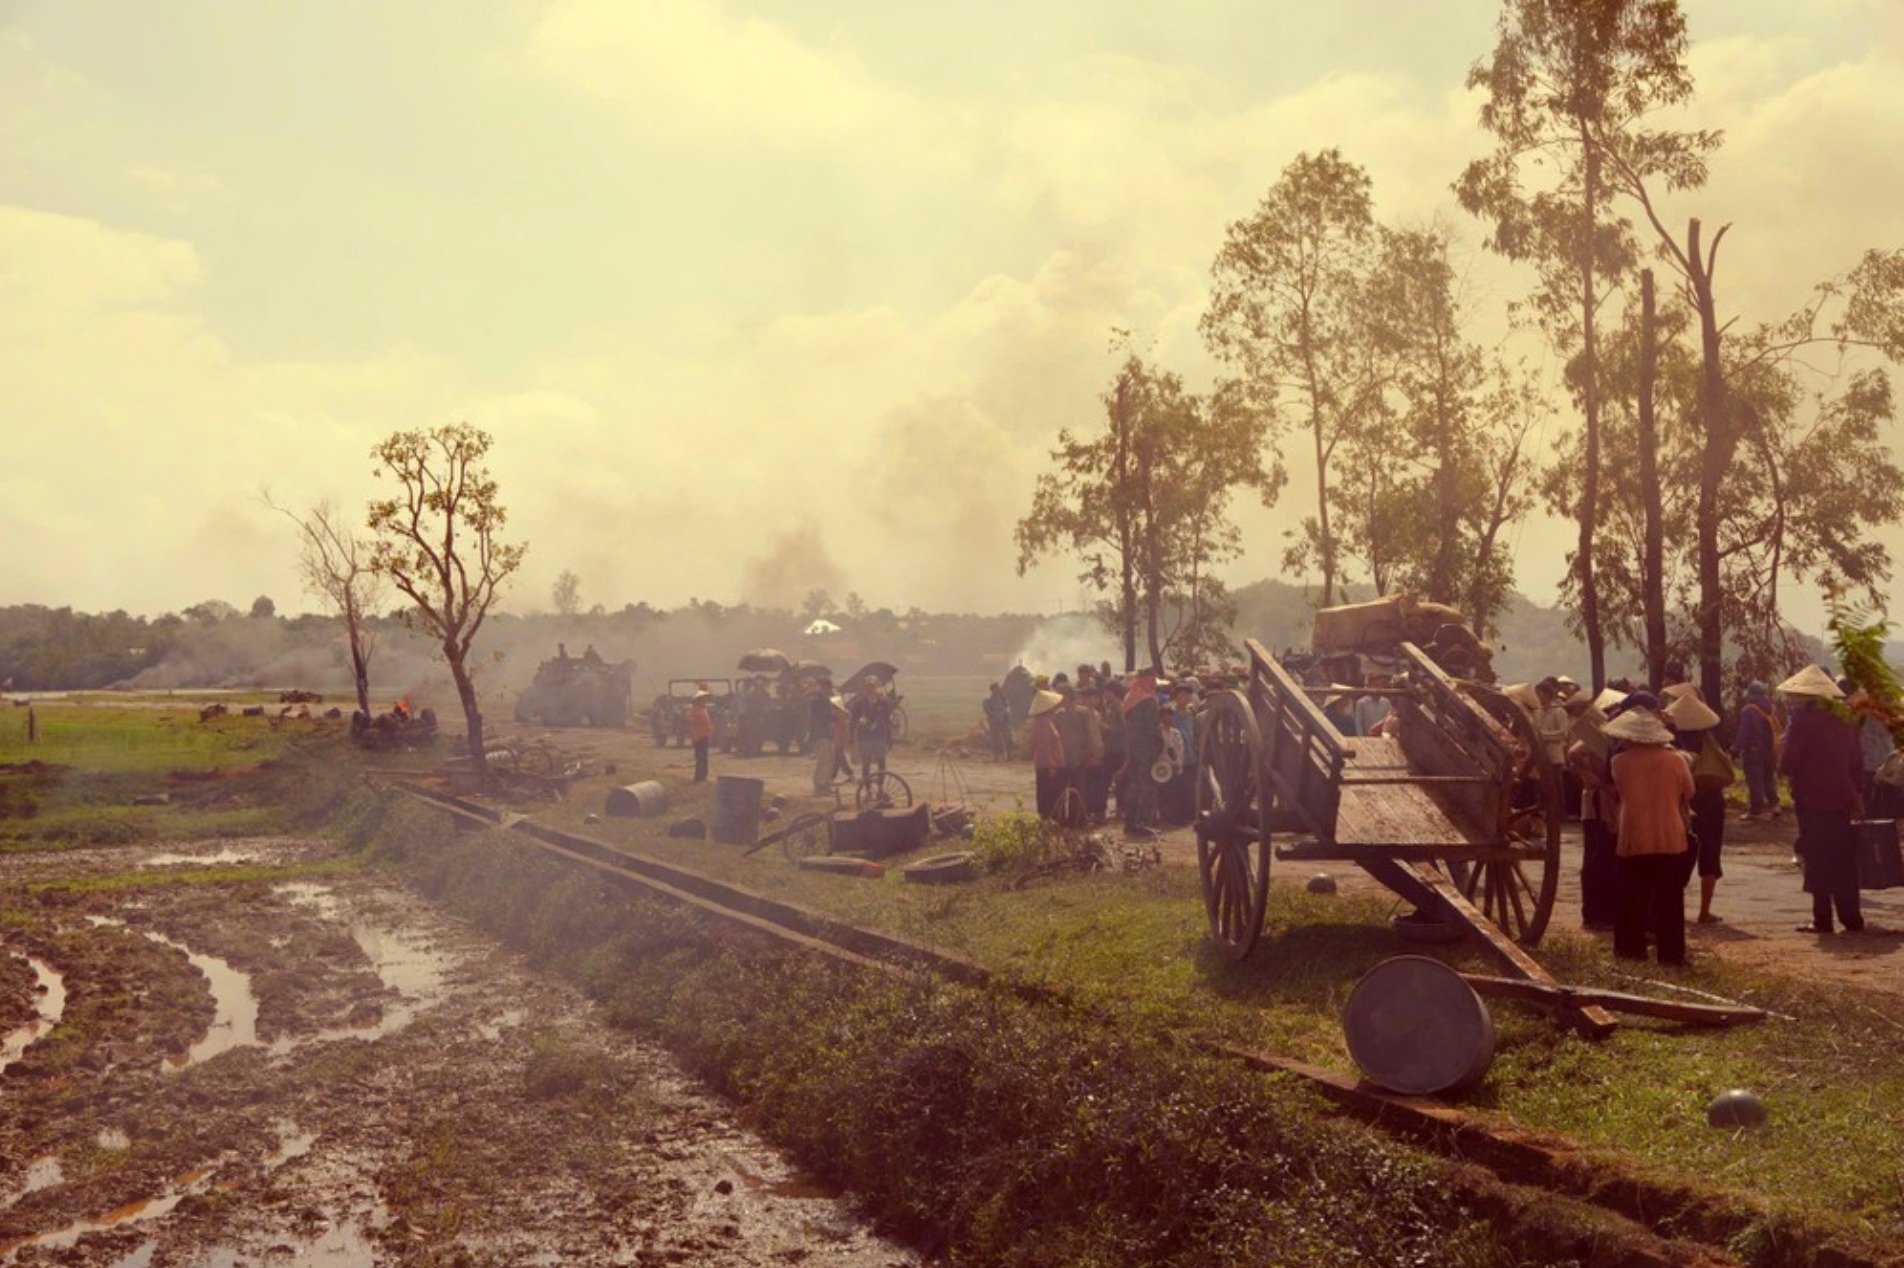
left=514, top=647, right=634, bottom=727
left=649, top=678, right=734, bottom=747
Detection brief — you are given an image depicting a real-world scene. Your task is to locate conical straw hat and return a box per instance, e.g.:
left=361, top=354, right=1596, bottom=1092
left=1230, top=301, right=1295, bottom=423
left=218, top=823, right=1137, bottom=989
left=1777, top=665, right=1843, bottom=699
left=1603, top=710, right=1675, bottom=746
left=1660, top=681, right=1698, bottom=702
left=1028, top=689, right=1064, bottom=717
left=1591, top=688, right=1626, bottom=715
left=1505, top=681, right=1541, bottom=710
left=1665, top=693, right=1721, bottom=731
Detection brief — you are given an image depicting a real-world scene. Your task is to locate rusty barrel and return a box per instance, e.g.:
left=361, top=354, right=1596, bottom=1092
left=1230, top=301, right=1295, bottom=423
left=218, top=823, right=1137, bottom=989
left=711, top=775, right=766, bottom=845
left=1342, top=955, right=1494, bottom=1096
left=604, top=781, right=668, bottom=819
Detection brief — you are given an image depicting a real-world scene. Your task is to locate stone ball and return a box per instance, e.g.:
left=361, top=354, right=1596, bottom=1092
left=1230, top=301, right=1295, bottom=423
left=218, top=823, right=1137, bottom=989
left=1306, top=873, right=1338, bottom=895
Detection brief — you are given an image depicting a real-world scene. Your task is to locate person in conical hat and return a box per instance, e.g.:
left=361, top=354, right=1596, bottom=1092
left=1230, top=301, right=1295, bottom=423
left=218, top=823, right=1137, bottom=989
left=1665, top=694, right=1721, bottom=731
left=1027, top=690, right=1068, bottom=819
left=1609, top=695, right=1695, bottom=965
left=1777, top=664, right=1844, bottom=699
left=1591, top=687, right=1627, bottom=716
left=1780, top=667, right=1868, bottom=934
left=1604, top=709, right=1675, bottom=746
left=1667, top=691, right=1730, bottom=925
left=1660, top=681, right=1699, bottom=702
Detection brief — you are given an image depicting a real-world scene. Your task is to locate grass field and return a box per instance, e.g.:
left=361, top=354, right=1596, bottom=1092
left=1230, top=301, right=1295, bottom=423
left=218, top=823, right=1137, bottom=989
left=0, top=703, right=302, bottom=848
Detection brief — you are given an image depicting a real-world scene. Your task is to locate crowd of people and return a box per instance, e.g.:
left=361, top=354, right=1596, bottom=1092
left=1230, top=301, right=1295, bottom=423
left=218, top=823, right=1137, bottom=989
left=1556, top=661, right=1889, bottom=962
left=983, top=661, right=1207, bottom=839
left=982, top=653, right=1896, bottom=959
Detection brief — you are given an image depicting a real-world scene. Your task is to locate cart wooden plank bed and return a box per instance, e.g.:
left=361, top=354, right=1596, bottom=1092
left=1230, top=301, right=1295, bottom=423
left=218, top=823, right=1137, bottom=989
left=1196, top=639, right=1616, bottom=1036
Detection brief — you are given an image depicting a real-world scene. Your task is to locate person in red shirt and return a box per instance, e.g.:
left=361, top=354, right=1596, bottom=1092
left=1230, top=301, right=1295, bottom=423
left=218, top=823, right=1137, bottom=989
left=1776, top=666, right=1866, bottom=934
left=1607, top=708, right=1694, bottom=965
left=686, top=690, right=715, bottom=783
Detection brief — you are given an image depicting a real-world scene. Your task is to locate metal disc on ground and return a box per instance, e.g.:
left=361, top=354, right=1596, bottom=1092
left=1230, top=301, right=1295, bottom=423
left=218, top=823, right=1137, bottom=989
left=1706, top=1089, right=1768, bottom=1129
left=1306, top=872, right=1337, bottom=894
left=1343, top=955, right=1495, bottom=1096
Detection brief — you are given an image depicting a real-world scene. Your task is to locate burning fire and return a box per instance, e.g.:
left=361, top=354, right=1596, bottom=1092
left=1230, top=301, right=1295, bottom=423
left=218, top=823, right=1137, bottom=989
left=393, top=696, right=413, bottom=720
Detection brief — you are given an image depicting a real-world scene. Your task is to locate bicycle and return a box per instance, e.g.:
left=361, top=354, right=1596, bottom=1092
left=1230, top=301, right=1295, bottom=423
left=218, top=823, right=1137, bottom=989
left=765, top=768, right=913, bottom=864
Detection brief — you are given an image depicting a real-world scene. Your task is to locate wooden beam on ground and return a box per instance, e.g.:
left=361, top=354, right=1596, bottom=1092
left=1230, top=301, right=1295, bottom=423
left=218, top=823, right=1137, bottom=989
left=1461, top=975, right=1767, bottom=1028
left=1359, top=857, right=1618, bottom=1039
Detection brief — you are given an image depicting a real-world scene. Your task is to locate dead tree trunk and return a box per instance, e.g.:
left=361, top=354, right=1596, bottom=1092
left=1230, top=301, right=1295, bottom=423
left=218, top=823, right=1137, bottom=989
left=1637, top=270, right=1667, bottom=692
left=1687, top=218, right=1733, bottom=712
left=1578, top=126, right=1607, bottom=693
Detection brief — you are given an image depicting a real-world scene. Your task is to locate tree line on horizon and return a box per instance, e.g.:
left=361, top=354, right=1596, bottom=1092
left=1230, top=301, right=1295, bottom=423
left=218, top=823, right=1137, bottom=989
left=1015, top=0, right=1904, bottom=702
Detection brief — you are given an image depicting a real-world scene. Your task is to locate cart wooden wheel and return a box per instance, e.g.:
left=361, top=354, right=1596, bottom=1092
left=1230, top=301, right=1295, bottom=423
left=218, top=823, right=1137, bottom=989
left=1452, top=684, right=1562, bottom=946
left=1194, top=689, right=1271, bottom=962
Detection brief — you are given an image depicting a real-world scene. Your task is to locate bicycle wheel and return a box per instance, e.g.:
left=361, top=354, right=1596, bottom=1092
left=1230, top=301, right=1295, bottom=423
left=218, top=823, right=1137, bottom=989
left=781, top=813, right=831, bottom=862
left=856, top=771, right=913, bottom=811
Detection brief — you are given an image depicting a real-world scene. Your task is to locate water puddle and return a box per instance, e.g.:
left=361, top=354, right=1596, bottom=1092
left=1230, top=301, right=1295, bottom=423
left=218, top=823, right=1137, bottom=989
left=188, top=1219, right=382, bottom=1266
left=139, top=849, right=259, bottom=869
left=264, top=1120, right=318, bottom=1168
left=275, top=881, right=342, bottom=919
left=1, top=1155, right=63, bottom=1212
left=146, top=932, right=258, bottom=1070
left=0, top=1164, right=217, bottom=1257
left=0, top=948, right=67, bottom=1075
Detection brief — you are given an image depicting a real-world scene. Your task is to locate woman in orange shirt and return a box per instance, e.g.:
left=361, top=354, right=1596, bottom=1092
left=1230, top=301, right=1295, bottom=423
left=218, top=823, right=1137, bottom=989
left=1607, top=708, right=1695, bottom=965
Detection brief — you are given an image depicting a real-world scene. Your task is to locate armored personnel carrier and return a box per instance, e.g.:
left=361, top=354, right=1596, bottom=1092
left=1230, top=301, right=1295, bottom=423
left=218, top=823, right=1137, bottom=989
left=515, top=647, right=634, bottom=727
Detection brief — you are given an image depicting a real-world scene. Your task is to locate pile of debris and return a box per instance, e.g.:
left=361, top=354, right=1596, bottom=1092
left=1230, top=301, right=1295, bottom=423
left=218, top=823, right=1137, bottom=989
left=350, top=699, right=438, bottom=751
left=1307, top=593, right=1496, bottom=684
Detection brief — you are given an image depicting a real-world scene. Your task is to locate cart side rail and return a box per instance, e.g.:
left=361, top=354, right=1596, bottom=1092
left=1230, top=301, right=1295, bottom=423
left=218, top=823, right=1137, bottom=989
left=1244, top=638, right=1347, bottom=841
left=1393, top=643, right=1515, bottom=841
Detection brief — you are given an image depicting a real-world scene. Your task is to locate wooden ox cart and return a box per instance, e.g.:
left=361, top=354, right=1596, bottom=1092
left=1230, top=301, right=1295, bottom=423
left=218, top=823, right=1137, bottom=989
left=1197, top=639, right=1620, bottom=1036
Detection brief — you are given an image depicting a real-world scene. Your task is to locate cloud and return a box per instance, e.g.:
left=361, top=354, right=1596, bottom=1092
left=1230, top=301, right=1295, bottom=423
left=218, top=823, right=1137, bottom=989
left=528, top=0, right=910, bottom=148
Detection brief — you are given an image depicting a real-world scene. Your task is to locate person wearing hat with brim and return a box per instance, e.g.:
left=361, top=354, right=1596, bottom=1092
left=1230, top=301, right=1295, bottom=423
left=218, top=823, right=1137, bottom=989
left=1667, top=692, right=1732, bottom=925
left=1777, top=666, right=1868, bottom=935
left=1566, top=703, right=1621, bottom=931
left=1607, top=708, right=1694, bottom=964
left=686, top=690, right=716, bottom=783
left=1027, top=689, right=1068, bottom=819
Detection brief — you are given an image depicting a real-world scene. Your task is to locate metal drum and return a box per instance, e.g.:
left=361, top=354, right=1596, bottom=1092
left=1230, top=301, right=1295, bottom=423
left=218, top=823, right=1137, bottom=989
left=1342, top=955, right=1495, bottom=1096
left=711, top=775, right=766, bottom=845
left=604, top=781, right=668, bottom=819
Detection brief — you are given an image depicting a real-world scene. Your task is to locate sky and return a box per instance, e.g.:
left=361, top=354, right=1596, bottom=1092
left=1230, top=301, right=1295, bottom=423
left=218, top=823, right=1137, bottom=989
left=2, top=0, right=1901, bottom=626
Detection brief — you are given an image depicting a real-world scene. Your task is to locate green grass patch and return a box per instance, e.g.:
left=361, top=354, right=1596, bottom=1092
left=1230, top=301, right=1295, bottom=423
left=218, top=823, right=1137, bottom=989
left=0, top=704, right=289, bottom=774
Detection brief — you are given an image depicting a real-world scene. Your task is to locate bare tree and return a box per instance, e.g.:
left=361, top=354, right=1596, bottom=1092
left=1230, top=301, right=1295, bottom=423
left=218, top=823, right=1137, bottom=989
left=264, top=491, right=385, bottom=716
left=551, top=569, right=582, bottom=618
left=367, top=424, right=526, bottom=763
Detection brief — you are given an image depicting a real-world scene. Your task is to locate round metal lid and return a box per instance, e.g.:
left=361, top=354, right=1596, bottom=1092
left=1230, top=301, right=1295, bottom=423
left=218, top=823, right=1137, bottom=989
left=1342, top=955, right=1495, bottom=1096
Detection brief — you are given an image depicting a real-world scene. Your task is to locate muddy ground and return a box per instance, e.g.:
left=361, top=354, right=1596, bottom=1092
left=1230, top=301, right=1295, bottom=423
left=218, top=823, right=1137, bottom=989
left=0, top=838, right=919, bottom=1267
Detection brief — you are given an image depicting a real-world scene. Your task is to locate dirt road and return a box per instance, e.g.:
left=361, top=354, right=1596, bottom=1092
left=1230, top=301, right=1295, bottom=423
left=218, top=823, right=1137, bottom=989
left=0, top=837, right=918, bottom=1266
